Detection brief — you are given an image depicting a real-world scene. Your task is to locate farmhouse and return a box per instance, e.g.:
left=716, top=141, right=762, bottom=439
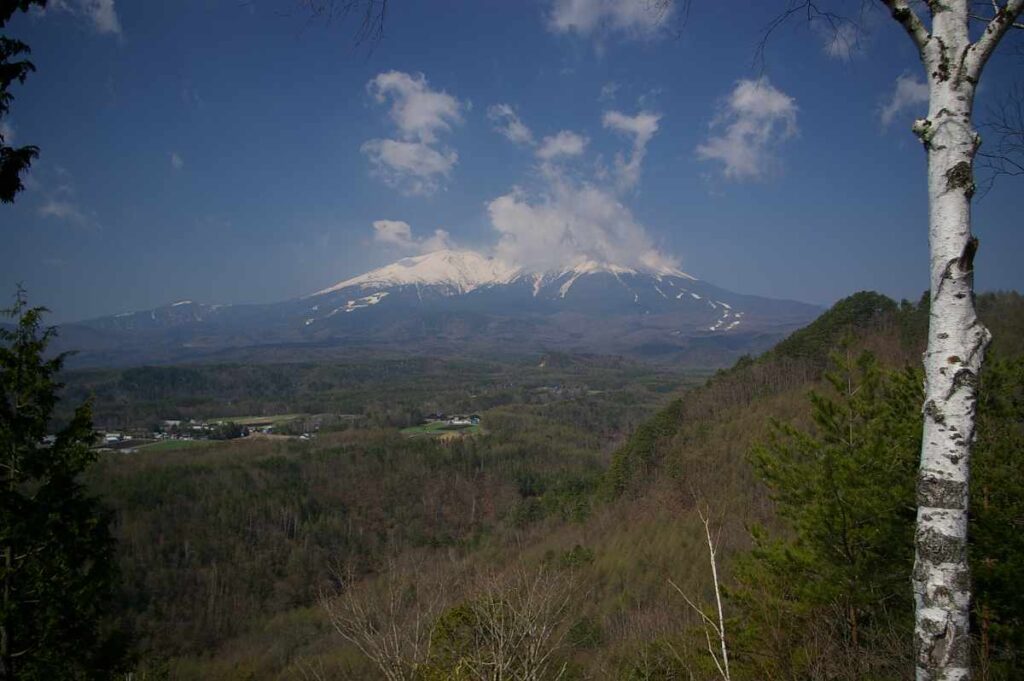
left=446, top=414, right=481, bottom=426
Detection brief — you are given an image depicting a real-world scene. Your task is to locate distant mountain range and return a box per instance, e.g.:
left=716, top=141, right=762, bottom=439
left=58, top=249, right=821, bottom=367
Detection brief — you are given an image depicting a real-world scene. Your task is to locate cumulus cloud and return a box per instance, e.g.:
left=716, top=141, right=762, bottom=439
left=880, top=72, right=929, bottom=128
left=478, top=96, right=675, bottom=273
left=169, top=151, right=184, bottom=170
left=548, top=0, right=674, bottom=40
left=696, top=78, right=798, bottom=181
left=487, top=104, right=535, bottom=146
left=536, top=130, right=588, bottom=161
left=49, top=0, right=121, bottom=35
left=603, top=110, right=661, bottom=191
left=488, top=179, right=678, bottom=274
left=361, top=139, right=458, bottom=196
left=372, top=219, right=453, bottom=254
left=363, top=71, right=464, bottom=196
left=373, top=219, right=414, bottom=247
left=367, top=71, right=463, bottom=144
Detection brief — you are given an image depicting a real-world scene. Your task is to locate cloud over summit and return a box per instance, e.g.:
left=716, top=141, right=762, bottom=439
left=487, top=182, right=678, bottom=274
left=372, top=219, right=452, bottom=254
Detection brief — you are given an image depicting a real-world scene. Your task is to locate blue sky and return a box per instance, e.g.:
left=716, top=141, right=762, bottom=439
left=2, top=0, right=1022, bottom=322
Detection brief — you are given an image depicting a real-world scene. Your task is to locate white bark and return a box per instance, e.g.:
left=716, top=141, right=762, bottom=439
left=670, top=507, right=730, bottom=681
left=895, top=2, right=1022, bottom=679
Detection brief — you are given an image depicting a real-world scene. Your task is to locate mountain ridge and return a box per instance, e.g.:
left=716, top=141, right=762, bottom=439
left=58, top=249, right=822, bottom=368
left=310, top=249, right=695, bottom=299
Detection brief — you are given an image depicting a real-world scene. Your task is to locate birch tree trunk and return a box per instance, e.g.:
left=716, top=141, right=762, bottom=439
left=912, top=13, right=986, bottom=676
left=879, top=1, right=1024, bottom=679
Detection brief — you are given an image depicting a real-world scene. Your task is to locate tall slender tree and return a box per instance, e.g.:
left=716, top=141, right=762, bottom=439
left=872, top=3, right=1023, bottom=679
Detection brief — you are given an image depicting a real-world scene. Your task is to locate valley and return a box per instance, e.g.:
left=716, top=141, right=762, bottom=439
left=63, top=291, right=1024, bottom=679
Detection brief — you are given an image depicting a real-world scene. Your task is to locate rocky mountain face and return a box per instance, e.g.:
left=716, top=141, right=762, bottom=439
left=61, top=250, right=820, bottom=367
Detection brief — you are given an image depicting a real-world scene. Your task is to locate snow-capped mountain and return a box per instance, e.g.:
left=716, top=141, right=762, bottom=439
left=313, top=250, right=520, bottom=296
left=62, top=249, right=821, bottom=367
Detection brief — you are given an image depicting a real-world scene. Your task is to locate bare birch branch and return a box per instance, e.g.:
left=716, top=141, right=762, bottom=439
left=670, top=505, right=731, bottom=681
left=966, top=0, right=1024, bottom=80
left=879, top=0, right=931, bottom=53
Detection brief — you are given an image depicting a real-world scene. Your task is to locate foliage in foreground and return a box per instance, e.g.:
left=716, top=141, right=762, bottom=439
left=730, top=349, right=1024, bottom=681
left=0, top=293, right=126, bottom=679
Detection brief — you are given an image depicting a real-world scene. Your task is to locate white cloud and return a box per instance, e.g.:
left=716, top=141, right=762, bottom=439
left=367, top=71, right=463, bottom=144
left=821, top=23, right=863, bottom=61
left=603, top=110, right=661, bottom=191
left=364, top=71, right=464, bottom=196
left=488, top=180, right=678, bottom=274
left=599, top=82, right=620, bottom=101
left=38, top=199, right=88, bottom=226
left=84, top=0, right=120, bottom=34
left=31, top=165, right=99, bottom=228
left=696, top=78, right=798, bottom=181
left=536, top=130, right=588, bottom=161
left=880, top=72, right=929, bottom=128
left=361, top=139, right=457, bottom=196
left=487, top=104, right=535, bottom=146
left=421, top=228, right=454, bottom=252
left=373, top=219, right=414, bottom=247
left=480, top=97, right=676, bottom=273
left=372, top=219, right=453, bottom=254
left=49, top=0, right=121, bottom=35
left=548, top=0, right=674, bottom=40
left=170, top=151, right=184, bottom=170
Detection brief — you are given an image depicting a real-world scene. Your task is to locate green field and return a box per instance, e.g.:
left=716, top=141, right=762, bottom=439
left=400, top=421, right=481, bottom=438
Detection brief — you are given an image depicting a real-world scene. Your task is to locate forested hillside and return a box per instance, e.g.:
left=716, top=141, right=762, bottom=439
left=85, top=291, right=1024, bottom=680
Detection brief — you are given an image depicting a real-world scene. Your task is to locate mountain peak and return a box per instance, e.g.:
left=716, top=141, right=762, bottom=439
left=312, top=249, right=520, bottom=296
left=556, top=258, right=694, bottom=280
left=311, top=249, right=696, bottom=298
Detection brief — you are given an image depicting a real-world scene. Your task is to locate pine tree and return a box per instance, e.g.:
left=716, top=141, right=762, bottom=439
left=971, top=356, right=1024, bottom=680
left=733, top=349, right=922, bottom=680
left=1, top=1, right=48, bottom=203
left=731, top=348, right=1024, bottom=680
left=0, top=290, right=127, bottom=680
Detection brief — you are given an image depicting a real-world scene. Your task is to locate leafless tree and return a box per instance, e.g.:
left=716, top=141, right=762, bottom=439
left=320, top=562, right=447, bottom=681
left=298, top=0, right=388, bottom=49
left=670, top=505, right=730, bottom=681
left=437, top=568, right=575, bottom=681
left=979, top=82, right=1024, bottom=187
